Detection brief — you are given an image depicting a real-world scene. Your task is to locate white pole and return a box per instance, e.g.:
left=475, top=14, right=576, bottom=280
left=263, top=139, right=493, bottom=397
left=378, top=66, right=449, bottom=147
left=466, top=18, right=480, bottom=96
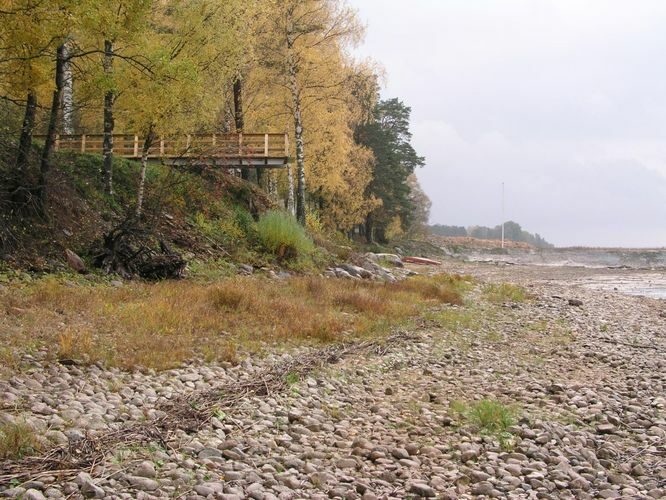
left=501, top=182, right=505, bottom=249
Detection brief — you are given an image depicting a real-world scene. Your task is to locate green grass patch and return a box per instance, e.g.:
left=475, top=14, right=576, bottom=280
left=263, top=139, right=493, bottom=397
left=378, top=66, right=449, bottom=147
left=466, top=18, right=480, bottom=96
left=256, top=210, right=315, bottom=261
left=429, top=309, right=481, bottom=333
left=482, top=283, right=528, bottom=303
left=450, top=399, right=517, bottom=449
left=284, top=372, right=300, bottom=385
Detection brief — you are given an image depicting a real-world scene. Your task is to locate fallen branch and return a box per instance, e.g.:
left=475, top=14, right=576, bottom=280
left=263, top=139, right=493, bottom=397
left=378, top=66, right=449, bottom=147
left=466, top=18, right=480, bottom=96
left=596, top=338, right=664, bottom=352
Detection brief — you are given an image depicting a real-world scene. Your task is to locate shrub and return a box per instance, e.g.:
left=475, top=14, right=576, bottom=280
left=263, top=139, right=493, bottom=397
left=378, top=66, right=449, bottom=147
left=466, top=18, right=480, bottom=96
left=191, top=211, right=245, bottom=246
left=233, top=206, right=257, bottom=239
left=305, top=210, right=325, bottom=234
left=256, top=210, right=314, bottom=260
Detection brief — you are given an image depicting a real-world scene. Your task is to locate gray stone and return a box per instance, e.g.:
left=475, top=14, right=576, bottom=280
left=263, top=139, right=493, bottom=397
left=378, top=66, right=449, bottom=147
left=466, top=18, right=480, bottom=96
left=596, top=423, right=616, bottom=434
left=128, top=476, right=159, bottom=491
left=74, top=473, right=104, bottom=498
left=336, top=458, right=357, bottom=469
left=65, top=249, right=86, bottom=273
left=198, top=447, right=222, bottom=459
left=134, top=461, right=157, bottom=478
left=23, top=490, right=47, bottom=500
left=391, top=447, right=410, bottom=460
left=472, top=481, right=497, bottom=496
left=409, top=483, right=436, bottom=497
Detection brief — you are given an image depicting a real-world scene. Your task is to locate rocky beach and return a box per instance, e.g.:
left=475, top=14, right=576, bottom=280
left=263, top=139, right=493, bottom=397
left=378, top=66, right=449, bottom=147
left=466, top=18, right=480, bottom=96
left=1, top=261, right=664, bottom=499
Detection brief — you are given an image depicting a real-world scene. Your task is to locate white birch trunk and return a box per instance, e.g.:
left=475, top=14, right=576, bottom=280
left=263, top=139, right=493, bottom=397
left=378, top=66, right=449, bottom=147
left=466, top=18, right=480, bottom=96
left=136, top=127, right=155, bottom=218
left=287, top=162, right=295, bottom=215
left=62, top=40, right=74, bottom=135
left=287, top=50, right=306, bottom=224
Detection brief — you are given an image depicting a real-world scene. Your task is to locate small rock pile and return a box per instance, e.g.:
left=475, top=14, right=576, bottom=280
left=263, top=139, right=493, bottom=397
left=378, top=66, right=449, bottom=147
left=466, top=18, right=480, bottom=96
left=326, top=253, right=417, bottom=282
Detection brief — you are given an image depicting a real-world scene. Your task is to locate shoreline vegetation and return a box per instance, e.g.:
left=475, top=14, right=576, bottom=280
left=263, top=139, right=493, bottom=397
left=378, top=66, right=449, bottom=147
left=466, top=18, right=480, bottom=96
left=0, top=271, right=472, bottom=376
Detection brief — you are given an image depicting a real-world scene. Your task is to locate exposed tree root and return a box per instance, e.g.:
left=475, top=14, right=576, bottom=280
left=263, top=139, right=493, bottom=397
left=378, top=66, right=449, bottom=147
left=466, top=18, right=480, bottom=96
left=92, top=220, right=186, bottom=279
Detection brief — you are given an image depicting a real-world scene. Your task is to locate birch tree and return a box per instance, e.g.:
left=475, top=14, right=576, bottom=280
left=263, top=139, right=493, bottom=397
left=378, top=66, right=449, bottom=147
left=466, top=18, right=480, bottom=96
left=77, top=0, right=152, bottom=195
left=119, top=0, right=248, bottom=217
left=259, top=0, right=364, bottom=224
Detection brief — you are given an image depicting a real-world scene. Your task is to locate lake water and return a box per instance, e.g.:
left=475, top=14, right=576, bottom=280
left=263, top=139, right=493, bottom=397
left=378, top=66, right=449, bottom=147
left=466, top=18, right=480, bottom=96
left=578, top=273, right=666, bottom=299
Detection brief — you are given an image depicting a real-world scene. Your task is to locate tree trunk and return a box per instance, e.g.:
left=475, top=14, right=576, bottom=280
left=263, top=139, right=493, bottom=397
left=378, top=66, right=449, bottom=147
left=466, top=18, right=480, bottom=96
left=267, top=170, right=278, bottom=201
left=62, top=40, right=74, bottom=134
left=286, top=162, right=295, bottom=215
left=365, top=214, right=374, bottom=244
left=233, top=78, right=244, bottom=132
left=136, top=125, right=156, bottom=219
left=13, top=90, right=37, bottom=204
left=38, top=43, right=66, bottom=214
left=287, top=54, right=306, bottom=224
left=233, top=77, right=257, bottom=183
left=102, top=39, right=115, bottom=195
left=256, top=164, right=263, bottom=186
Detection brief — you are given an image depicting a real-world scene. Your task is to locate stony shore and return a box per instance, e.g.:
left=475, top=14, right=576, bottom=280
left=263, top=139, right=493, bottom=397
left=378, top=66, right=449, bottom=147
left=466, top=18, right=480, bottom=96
left=1, top=262, right=664, bottom=499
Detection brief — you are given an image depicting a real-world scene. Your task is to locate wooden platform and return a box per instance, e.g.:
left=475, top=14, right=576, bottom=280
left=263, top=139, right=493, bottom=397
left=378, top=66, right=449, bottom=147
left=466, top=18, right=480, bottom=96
left=34, top=133, right=289, bottom=168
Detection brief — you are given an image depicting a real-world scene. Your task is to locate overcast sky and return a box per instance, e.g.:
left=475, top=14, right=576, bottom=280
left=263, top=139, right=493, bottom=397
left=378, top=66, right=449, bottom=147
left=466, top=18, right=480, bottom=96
left=350, top=0, right=666, bottom=247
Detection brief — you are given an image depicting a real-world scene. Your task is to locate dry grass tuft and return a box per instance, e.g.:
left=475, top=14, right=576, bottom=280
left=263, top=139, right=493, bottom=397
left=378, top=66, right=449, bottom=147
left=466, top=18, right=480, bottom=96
left=0, top=273, right=469, bottom=374
left=391, top=275, right=467, bottom=305
left=210, top=281, right=255, bottom=311
left=0, top=421, right=42, bottom=460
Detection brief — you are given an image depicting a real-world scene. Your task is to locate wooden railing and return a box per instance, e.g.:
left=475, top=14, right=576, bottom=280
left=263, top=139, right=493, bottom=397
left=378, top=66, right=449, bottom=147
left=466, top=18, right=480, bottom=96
left=34, top=133, right=289, bottom=163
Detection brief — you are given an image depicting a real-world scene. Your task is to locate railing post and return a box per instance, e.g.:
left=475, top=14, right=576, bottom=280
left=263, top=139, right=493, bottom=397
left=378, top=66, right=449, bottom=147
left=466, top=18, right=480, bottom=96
left=81, top=134, right=86, bottom=153
left=186, top=134, right=191, bottom=150
left=133, top=135, right=139, bottom=157
left=264, top=134, right=269, bottom=157
left=212, top=133, right=216, bottom=146
left=55, top=134, right=60, bottom=152
left=284, top=133, right=289, bottom=156
left=159, top=137, right=165, bottom=156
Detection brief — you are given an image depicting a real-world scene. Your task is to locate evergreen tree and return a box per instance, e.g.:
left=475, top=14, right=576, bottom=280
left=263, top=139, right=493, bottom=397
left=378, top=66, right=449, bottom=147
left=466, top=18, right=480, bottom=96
left=356, top=98, right=424, bottom=242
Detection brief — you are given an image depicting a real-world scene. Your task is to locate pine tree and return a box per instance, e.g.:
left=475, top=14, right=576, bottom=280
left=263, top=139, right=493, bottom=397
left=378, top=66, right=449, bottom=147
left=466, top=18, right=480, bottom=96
left=356, top=98, right=425, bottom=242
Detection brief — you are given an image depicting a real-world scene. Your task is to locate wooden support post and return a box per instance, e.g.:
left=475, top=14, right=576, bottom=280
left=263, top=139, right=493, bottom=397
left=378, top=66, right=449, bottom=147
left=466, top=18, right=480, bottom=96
left=264, top=134, right=269, bottom=156
left=238, top=132, right=243, bottom=155
left=133, top=135, right=139, bottom=157
left=186, top=134, right=191, bottom=150
left=212, top=133, right=216, bottom=146
left=81, top=134, right=86, bottom=152
left=55, top=134, right=60, bottom=152
left=159, top=137, right=165, bottom=156
left=284, top=133, right=289, bottom=156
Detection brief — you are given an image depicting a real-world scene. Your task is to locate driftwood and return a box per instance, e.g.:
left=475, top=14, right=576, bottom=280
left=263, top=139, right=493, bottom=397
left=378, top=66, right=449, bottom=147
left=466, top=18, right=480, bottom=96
left=401, top=256, right=442, bottom=266
left=92, top=221, right=186, bottom=279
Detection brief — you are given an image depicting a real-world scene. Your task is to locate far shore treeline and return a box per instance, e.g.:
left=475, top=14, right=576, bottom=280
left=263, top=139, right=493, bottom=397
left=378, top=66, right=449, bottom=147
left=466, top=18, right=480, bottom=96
left=430, top=221, right=554, bottom=248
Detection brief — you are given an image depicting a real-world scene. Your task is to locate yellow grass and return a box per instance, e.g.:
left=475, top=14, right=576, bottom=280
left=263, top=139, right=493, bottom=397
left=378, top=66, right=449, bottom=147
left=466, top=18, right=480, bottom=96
left=0, top=273, right=466, bottom=374
left=0, top=420, right=42, bottom=460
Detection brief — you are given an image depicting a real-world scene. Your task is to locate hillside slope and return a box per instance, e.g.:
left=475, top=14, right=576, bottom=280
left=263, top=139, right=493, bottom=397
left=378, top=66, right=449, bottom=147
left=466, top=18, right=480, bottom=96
left=1, top=149, right=276, bottom=273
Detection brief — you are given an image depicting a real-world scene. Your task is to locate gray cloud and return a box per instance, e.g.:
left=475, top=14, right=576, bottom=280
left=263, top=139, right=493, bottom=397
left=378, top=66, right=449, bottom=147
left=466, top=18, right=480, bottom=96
left=351, top=0, right=666, bottom=246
